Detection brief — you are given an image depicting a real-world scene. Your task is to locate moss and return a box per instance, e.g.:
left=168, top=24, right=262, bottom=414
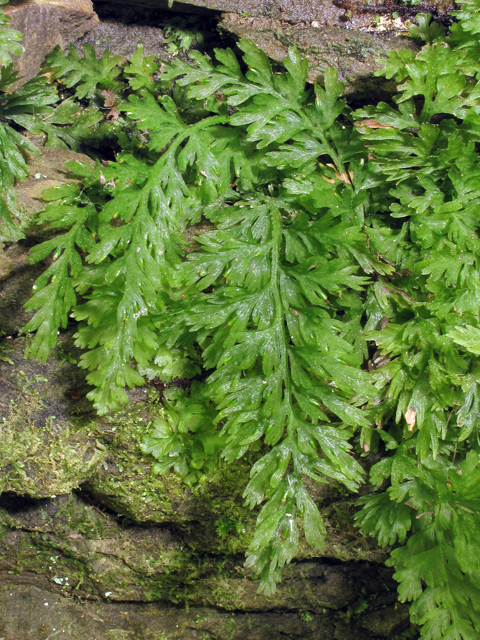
left=0, top=381, right=105, bottom=498
left=86, top=402, right=256, bottom=554
left=0, top=494, right=207, bottom=602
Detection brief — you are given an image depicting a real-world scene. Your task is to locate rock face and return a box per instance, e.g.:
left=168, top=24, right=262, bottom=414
left=92, top=0, right=452, bottom=91
left=4, top=0, right=98, bottom=81
left=219, top=13, right=410, bottom=92
left=0, top=577, right=409, bottom=640
left=0, top=329, right=411, bottom=638
left=96, top=0, right=453, bottom=22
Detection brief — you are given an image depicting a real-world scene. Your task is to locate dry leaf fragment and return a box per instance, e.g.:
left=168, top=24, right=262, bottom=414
left=101, top=89, right=120, bottom=121
left=355, top=119, right=393, bottom=129
left=405, top=407, right=416, bottom=431
left=319, top=162, right=354, bottom=184
left=101, top=89, right=118, bottom=108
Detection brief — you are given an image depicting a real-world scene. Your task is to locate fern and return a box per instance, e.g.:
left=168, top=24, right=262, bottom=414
left=351, top=4, right=480, bottom=637
left=24, top=41, right=378, bottom=596
left=21, top=3, right=480, bottom=635
left=140, top=382, right=224, bottom=485
left=45, top=45, right=124, bottom=101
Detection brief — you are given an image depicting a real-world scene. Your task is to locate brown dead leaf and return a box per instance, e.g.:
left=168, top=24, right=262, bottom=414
left=355, top=119, right=393, bottom=129
left=101, top=89, right=118, bottom=108
left=101, top=89, right=120, bottom=121
left=319, top=162, right=353, bottom=184
left=405, top=407, right=416, bottom=431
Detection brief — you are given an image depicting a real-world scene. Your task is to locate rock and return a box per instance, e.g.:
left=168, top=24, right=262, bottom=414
left=92, top=0, right=454, bottom=95
left=0, top=492, right=407, bottom=635
left=0, top=329, right=411, bottom=637
left=0, top=579, right=340, bottom=640
left=0, top=243, right=49, bottom=336
left=76, top=15, right=170, bottom=60
left=14, top=146, right=94, bottom=221
left=359, top=604, right=412, bottom=637
left=0, top=326, right=385, bottom=560
left=0, top=336, right=105, bottom=498
left=4, top=0, right=98, bottom=82
left=0, top=147, right=95, bottom=338
left=97, top=0, right=453, bottom=22
left=0, top=243, right=13, bottom=282
left=219, top=12, right=414, bottom=93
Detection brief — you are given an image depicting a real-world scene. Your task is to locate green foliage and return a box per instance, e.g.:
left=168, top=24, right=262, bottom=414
left=20, top=4, right=480, bottom=636
left=351, top=5, right=480, bottom=637
left=140, top=382, right=224, bottom=485
left=408, top=13, right=445, bottom=43
left=24, top=39, right=375, bottom=597
left=163, top=16, right=205, bottom=55
left=45, top=45, right=124, bottom=100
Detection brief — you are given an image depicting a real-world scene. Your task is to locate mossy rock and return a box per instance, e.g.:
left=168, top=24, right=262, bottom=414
left=0, top=336, right=105, bottom=498
left=0, top=491, right=409, bottom=636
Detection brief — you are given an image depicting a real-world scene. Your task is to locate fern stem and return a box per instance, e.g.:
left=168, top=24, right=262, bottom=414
left=270, top=201, right=295, bottom=436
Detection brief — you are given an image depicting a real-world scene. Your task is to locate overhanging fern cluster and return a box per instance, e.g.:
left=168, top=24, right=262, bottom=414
left=1, top=2, right=480, bottom=637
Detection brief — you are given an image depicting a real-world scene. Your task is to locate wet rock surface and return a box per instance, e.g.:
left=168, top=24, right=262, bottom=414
left=0, top=575, right=410, bottom=640
left=0, top=146, right=95, bottom=337
left=15, top=146, right=95, bottom=221
left=0, top=487, right=410, bottom=637
left=0, top=295, right=413, bottom=637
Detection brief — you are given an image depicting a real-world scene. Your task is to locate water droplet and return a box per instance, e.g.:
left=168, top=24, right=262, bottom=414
left=32, top=285, right=37, bottom=290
